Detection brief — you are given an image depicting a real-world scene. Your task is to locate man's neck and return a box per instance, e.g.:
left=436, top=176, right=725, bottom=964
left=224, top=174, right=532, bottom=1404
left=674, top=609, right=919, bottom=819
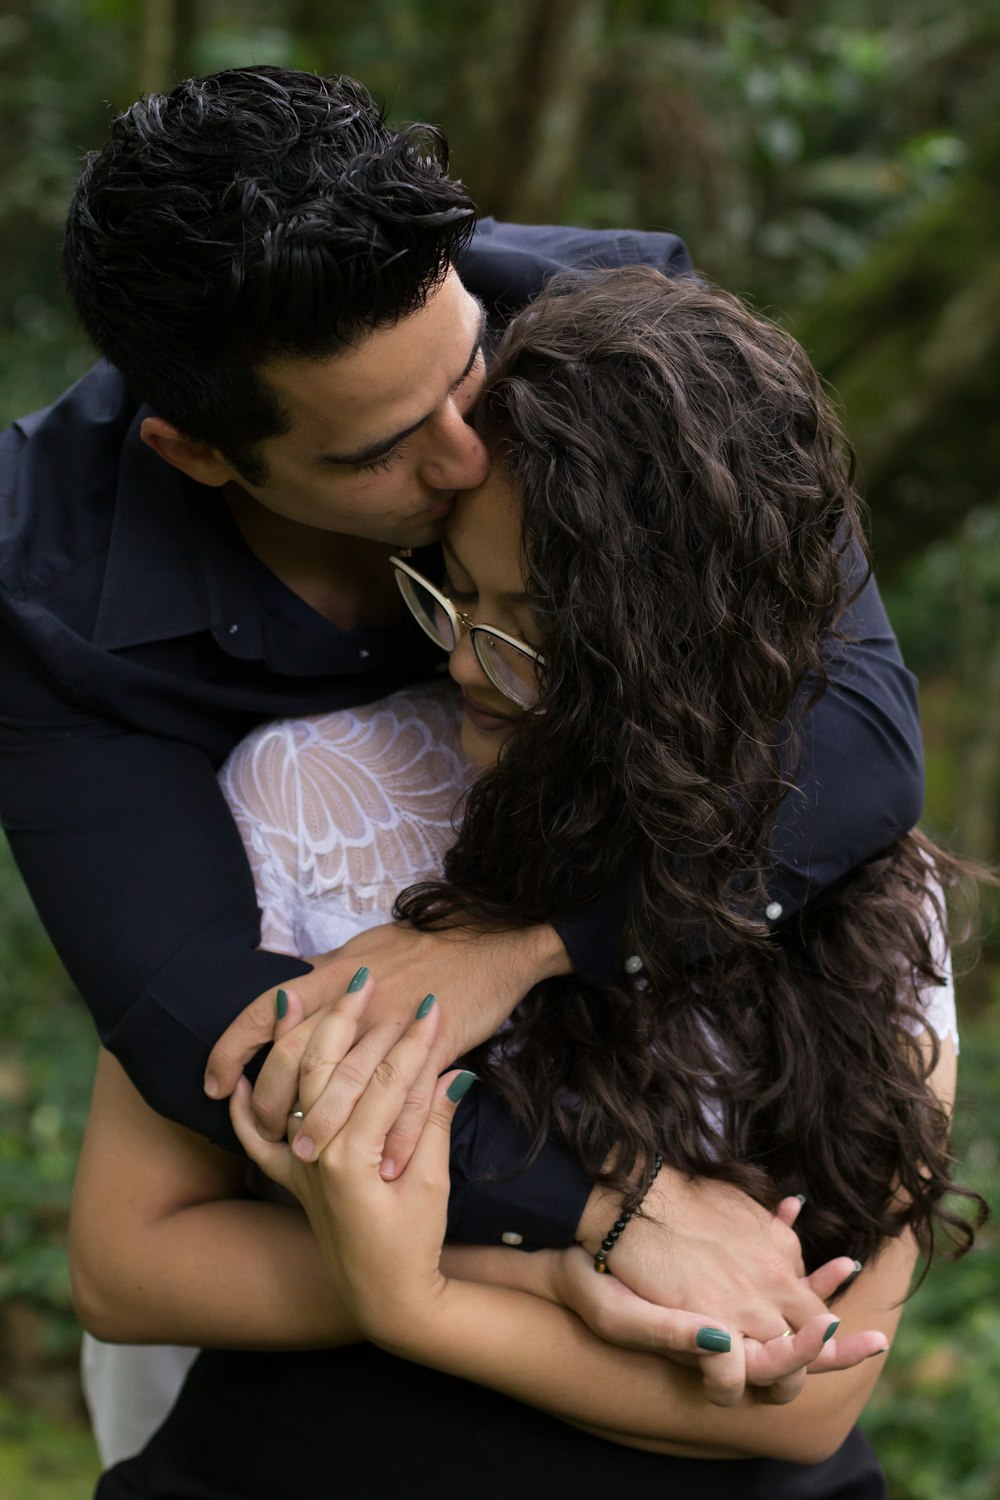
left=224, top=484, right=402, bottom=632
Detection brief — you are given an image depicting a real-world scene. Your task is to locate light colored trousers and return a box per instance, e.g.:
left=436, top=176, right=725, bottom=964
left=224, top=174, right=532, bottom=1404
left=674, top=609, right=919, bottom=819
left=82, top=1333, right=197, bottom=1468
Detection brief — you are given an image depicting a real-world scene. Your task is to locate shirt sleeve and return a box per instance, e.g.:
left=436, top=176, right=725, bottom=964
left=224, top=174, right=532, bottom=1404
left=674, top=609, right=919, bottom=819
left=555, top=561, right=924, bottom=984
left=461, top=218, right=693, bottom=324
left=0, top=617, right=311, bottom=1150
left=447, top=1085, right=594, bottom=1248
left=767, top=561, right=924, bottom=916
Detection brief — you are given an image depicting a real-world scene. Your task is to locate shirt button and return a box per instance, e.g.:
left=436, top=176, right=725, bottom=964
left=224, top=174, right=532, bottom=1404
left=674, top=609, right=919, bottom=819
left=765, top=901, right=784, bottom=921
left=624, top=954, right=643, bottom=974
left=228, top=623, right=239, bottom=635
left=358, top=648, right=370, bottom=659
left=500, top=1231, right=524, bottom=1246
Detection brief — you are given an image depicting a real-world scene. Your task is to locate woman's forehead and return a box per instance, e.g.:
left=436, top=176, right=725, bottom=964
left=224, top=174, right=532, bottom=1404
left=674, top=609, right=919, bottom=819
left=444, top=470, right=525, bottom=592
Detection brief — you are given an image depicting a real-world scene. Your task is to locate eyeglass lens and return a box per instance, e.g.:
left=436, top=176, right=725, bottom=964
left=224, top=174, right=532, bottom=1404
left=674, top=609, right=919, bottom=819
left=397, top=573, right=457, bottom=651
left=473, top=633, right=538, bottom=709
left=398, top=569, right=539, bottom=708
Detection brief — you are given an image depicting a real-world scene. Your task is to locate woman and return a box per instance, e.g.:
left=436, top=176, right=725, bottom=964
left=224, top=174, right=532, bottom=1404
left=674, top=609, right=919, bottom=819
left=72, top=269, right=979, bottom=1498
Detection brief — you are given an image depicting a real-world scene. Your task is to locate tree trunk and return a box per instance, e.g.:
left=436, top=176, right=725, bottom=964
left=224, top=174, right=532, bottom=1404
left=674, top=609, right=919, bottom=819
left=137, top=0, right=200, bottom=93
left=485, top=0, right=608, bottom=223
left=138, top=0, right=175, bottom=95
left=791, top=123, right=1000, bottom=580
left=0, top=0, right=34, bottom=303
left=955, top=540, right=1000, bottom=865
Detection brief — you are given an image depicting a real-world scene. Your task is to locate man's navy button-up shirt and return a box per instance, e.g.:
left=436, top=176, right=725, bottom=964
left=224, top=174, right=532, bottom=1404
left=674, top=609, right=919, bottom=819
left=0, top=219, right=923, bottom=1247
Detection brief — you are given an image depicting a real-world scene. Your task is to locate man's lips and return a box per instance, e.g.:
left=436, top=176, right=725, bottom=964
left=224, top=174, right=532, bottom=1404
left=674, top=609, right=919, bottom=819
left=461, top=691, right=518, bottom=730
left=420, top=494, right=457, bottom=521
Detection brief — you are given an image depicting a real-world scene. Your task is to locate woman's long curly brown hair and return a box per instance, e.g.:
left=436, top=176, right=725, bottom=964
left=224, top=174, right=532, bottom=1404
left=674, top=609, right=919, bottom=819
left=397, top=267, right=985, bottom=1272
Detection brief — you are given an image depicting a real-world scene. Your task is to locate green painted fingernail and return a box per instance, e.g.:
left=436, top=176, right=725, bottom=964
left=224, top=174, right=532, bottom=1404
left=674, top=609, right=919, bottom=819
left=347, top=966, right=369, bottom=993
left=822, top=1318, right=841, bottom=1344
left=839, top=1260, right=863, bottom=1292
left=416, top=993, right=436, bottom=1020
left=276, top=988, right=288, bottom=1020
left=446, top=1070, right=477, bottom=1103
left=794, top=1193, right=806, bottom=1205
left=696, top=1327, right=731, bottom=1353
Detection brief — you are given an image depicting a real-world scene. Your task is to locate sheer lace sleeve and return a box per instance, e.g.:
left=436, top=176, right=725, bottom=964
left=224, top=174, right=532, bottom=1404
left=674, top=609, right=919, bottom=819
left=219, top=719, right=307, bottom=956
left=917, top=887, right=959, bottom=1050
left=218, top=683, right=471, bottom=959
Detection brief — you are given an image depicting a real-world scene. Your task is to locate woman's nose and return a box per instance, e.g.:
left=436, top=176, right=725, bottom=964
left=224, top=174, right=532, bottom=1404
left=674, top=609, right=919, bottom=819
left=418, top=402, right=490, bottom=492
left=447, top=625, right=488, bottom=692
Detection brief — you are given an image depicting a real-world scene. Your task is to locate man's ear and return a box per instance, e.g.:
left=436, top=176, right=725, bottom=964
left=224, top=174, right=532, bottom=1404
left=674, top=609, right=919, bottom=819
left=140, top=416, right=238, bottom=488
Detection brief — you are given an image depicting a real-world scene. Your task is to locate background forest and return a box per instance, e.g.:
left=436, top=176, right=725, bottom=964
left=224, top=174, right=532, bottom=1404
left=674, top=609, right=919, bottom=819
left=1, top=2, right=998, bottom=1496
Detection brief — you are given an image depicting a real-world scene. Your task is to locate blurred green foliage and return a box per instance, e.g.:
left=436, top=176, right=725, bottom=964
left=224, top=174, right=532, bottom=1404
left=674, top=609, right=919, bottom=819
left=1, top=2, right=998, bottom=1497
left=860, top=996, right=1000, bottom=1500
left=0, top=1393, right=99, bottom=1499
left=0, top=839, right=95, bottom=1320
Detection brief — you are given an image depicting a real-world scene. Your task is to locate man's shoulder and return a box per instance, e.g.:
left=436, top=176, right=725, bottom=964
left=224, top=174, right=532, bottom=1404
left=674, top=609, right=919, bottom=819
left=0, top=363, right=141, bottom=590
left=3, top=362, right=138, bottom=466
left=461, top=218, right=693, bottom=315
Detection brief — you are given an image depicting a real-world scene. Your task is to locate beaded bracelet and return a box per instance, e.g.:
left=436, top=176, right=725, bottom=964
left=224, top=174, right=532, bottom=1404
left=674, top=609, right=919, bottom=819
left=593, top=1151, right=664, bottom=1273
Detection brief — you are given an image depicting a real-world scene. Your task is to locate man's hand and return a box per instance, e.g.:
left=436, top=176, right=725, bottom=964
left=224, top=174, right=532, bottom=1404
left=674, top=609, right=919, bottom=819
left=576, top=1173, right=880, bottom=1404
left=204, top=920, right=569, bottom=1170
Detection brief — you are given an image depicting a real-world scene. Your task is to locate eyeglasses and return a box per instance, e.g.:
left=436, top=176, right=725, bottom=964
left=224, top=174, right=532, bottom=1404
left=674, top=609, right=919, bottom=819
left=391, top=556, right=544, bottom=709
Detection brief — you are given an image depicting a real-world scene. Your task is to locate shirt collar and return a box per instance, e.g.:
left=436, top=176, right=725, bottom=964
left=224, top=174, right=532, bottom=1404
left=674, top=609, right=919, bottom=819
left=93, top=409, right=263, bottom=657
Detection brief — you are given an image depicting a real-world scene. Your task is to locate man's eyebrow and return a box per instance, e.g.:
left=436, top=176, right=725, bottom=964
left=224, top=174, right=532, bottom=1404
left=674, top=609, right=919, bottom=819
left=442, top=535, right=532, bottom=606
left=314, top=300, right=488, bottom=468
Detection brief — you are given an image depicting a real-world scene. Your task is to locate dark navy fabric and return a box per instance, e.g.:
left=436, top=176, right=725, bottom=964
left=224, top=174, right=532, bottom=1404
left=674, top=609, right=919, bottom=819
left=0, top=218, right=921, bottom=1248
left=95, top=1344, right=887, bottom=1500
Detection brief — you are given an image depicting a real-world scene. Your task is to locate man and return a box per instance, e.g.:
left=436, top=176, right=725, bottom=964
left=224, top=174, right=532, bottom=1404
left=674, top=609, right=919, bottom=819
left=1, top=65, right=922, bottom=1441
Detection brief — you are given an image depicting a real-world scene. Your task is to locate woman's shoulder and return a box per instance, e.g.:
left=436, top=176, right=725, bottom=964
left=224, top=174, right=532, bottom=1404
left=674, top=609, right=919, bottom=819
left=218, top=682, right=470, bottom=830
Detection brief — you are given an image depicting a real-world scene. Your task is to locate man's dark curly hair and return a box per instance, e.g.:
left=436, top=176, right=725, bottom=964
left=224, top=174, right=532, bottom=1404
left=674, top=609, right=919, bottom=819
left=398, top=267, right=986, bottom=1274
left=63, top=65, right=476, bottom=482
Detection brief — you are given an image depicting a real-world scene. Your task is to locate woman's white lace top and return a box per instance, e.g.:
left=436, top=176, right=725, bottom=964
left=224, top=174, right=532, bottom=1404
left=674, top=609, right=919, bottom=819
left=218, top=684, right=957, bottom=1047
left=219, top=682, right=473, bottom=960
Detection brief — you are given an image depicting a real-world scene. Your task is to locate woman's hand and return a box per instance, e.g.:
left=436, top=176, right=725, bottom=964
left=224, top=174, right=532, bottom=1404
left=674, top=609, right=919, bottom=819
left=538, top=1242, right=889, bottom=1408
left=229, top=977, right=476, bottom=1348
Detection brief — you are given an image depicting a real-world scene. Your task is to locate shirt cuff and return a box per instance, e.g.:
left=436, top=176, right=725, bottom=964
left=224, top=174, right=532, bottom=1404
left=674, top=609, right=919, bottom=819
left=553, top=867, right=632, bottom=987
left=446, top=1084, right=594, bottom=1249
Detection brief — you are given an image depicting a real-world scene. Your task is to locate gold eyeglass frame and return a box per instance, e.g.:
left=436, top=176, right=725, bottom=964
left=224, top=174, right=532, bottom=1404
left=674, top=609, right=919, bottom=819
left=391, top=556, right=544, bottom=709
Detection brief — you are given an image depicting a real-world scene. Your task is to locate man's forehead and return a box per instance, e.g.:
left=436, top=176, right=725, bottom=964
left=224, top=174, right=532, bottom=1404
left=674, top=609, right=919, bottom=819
left=262, top=274, right=485, bottom=456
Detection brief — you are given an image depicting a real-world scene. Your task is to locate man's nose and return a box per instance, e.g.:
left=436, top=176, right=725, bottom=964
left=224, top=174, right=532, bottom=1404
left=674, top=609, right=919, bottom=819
left=418, top=402, right=490, bottom=492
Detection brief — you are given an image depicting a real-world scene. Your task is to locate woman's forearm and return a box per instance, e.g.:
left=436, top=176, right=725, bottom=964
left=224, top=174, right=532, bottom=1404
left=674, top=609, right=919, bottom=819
left=71, top=1052, right=554, bottom=1350
left=73, top=1190, right=542, bottom=1350
left=79, top=1161, right=907, bottom=1467
left=73, top=1194, right=357, bottom=1349
left=374, top=1034, right=955, bottom=1463
left=369, top=1237, right=913, bottom=1466
left=74, top=1049, right=918, bottom=1464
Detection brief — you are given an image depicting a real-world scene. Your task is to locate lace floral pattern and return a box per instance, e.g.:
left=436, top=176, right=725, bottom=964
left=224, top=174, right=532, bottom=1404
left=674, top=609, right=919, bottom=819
left=219, top=682, right=473, bottom=959
left=219, top=683, right=957, bottom=1046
